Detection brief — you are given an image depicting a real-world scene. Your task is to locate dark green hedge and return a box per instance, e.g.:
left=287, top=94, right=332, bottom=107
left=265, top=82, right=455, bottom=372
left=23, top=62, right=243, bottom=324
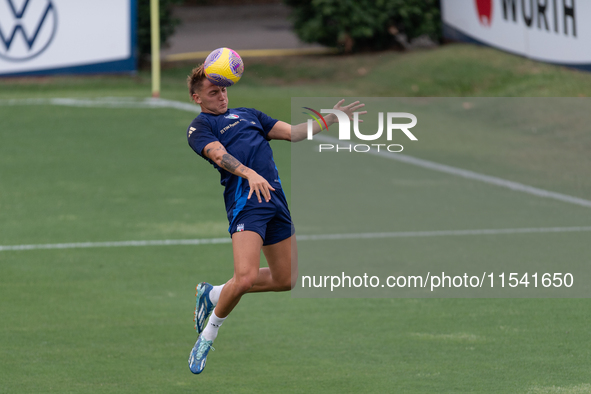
left=137, top=0, right=185, bottom=61
left=284, top=0, right=441, bottom=52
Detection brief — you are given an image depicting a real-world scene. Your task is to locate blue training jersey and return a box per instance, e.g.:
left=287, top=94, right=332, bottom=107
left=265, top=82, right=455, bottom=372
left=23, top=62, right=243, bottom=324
left=187, top=107, right=282, bottom=216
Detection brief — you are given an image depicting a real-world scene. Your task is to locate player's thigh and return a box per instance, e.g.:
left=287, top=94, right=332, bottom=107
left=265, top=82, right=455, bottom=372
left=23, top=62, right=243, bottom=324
left=232, top=230, right=264, bottom=281
left=262, top=235, right=298, bottom=283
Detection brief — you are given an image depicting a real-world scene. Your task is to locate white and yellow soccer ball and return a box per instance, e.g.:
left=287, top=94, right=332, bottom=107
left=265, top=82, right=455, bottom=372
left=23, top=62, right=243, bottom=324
left=203, top=47, right=244, bottom=87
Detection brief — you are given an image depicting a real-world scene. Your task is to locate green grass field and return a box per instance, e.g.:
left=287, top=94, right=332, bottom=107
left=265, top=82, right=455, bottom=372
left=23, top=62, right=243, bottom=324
left=1, top=44, right=591, bottom=393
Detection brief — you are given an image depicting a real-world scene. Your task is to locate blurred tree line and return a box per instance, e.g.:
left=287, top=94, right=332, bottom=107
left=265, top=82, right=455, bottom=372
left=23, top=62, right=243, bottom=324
left=284, top=0, right=441, bottom=52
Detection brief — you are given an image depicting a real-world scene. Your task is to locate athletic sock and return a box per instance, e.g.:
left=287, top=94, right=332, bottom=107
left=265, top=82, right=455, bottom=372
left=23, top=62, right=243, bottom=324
left=209, top=284, right=225, bottom=305
left=202, top=310, right=226, bottom=342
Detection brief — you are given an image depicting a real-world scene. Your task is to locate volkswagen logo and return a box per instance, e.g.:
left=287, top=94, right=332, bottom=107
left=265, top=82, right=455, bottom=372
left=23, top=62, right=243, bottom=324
left=0, top=0, right=57, bottom=62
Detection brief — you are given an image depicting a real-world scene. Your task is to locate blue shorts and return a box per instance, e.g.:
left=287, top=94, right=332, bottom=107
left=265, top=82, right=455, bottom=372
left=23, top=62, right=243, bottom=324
left=228, top=189, right=295, bottom=246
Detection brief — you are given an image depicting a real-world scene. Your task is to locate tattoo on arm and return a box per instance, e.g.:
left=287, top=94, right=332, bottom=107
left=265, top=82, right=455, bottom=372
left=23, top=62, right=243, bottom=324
left=220, top=153, right=242, bottom=172
left=205, top=145, right=226, bottom=159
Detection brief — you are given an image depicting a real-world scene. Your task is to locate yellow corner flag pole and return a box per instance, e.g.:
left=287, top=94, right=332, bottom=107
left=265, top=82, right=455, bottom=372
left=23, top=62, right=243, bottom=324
left=150, top=0, right=161, bottom=98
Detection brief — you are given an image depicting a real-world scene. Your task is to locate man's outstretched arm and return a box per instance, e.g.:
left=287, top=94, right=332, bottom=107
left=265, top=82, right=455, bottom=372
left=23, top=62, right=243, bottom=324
left=203, top=141, right=275, bottom=203
left=267, top=99, right=367, bottom=142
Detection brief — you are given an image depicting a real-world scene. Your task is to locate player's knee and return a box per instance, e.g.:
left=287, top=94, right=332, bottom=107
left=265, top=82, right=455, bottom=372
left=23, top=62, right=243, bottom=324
left=235, top=275, right=256, bottom=294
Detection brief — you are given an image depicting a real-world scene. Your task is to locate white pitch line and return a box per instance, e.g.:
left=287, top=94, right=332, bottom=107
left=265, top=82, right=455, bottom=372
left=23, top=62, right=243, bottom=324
left=296, top=226, right=591, bottom=241
left=314, top=134, right=591, bottom=208
left=0, top=97, right=200, bottom=113
left=2, top=226, right=591, bottom=252
left=0, top=237, right=231, bottom=251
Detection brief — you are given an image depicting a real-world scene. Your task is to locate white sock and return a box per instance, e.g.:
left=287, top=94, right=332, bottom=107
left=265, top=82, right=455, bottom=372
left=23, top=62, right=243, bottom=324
left=202, top=310, right=226, bottom=342
left=209, top=284, right=225, bottom=305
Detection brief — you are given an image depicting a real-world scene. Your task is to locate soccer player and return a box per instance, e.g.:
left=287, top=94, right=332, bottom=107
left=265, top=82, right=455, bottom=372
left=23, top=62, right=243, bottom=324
left=185, top=64, right=365, bottom=374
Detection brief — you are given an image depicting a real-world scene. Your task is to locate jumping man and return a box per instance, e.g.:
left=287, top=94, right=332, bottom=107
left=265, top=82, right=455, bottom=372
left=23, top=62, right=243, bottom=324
left=185, top=64, right=365, bottom=374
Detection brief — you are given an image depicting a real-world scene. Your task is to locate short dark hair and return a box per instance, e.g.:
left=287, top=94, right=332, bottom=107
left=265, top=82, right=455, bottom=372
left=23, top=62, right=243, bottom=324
left=187, top=64, right=207, bottom=97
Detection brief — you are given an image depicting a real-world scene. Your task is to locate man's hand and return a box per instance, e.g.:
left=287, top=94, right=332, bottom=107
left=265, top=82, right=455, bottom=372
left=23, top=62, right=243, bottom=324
left=331, top=99, right=367, bottom=123
left=246, top=171, right=275, bottom=203
left=267, top=99, right=367, bottom=142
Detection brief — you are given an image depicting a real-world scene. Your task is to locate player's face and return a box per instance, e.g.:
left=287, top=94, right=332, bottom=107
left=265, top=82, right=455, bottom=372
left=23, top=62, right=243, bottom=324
left=193, top=79, right=228, bottom=115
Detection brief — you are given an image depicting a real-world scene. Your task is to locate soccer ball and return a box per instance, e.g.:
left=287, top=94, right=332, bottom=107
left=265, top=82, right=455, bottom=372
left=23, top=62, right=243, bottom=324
left=203, top=48, right=244, bottom=87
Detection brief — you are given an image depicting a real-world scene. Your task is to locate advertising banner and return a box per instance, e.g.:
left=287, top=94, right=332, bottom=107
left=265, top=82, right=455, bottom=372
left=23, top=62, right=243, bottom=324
left=441, top=0, right=591, bottom=70
left=0, top=0, right=136, bottom=76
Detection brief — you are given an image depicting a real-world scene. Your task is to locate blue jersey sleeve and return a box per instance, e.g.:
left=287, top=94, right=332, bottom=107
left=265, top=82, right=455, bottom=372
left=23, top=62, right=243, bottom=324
left=252, top=109, right=279, bottom=139
left=187, top=116, right=218, bottom=159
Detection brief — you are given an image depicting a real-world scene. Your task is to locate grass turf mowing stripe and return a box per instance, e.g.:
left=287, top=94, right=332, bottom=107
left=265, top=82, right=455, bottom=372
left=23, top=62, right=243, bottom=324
left=315, top=134, right=591, bottom=209
left=4, top=97, right=590, bottom=209
left=1, top=226, right=591, bottom=252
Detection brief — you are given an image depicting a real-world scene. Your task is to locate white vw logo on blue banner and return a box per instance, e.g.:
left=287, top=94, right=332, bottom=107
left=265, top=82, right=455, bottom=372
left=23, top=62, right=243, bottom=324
left=0, top=0, right=57, bottom=62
